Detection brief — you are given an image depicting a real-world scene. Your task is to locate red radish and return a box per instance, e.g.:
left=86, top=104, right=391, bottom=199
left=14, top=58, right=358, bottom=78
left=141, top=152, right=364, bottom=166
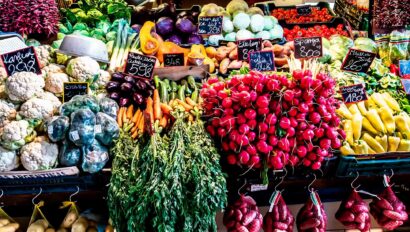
left=288, top=107, right=298, bottom=117
left=259, top=122, right=269, bottom=133
left=256, top=95, right=269, bottom=108
left=279, top=118, right=291, bottom=129
left=309, top=112, right=321, bottom=124
left=257, top=140, right=270, bottom=154
left=248, top=132, right=256, bottom=142
left=311, top=162, right=321, bottom=170
left=315, top=128, right=325, bottom=138
left=331, top=138, right=342, bottom=149
left=319, top=138, right=331, bottom=150
left=250, top=155, right=260, bottom=165
left=225, top=108, right=234, bottom=115
left=283, top=90, right=294, bottom=102
left=239, top=151, right=250, bottom=164
left=278, top=138, right=290, bottom=151
left=239, top=124, right=250, bottom=134
left=302, top=129, right=314, bottom=140
left=246, top=145, right=257, bottom=155
left=297, top=146, right=307, bottom=158
left=222, top=97, right=233, bottom=108
left=237, top=114, right=247, bottom=124
left=296, top=113, right=307, bottom=122
left=268, top=135, right=278, bottom=146
left=227, top=154, right=237, bottom=165
left=266, top=114, right=277, bottom=126
left=244, top=109, right=257, bottom=119
left=287, top=127, right=296, bottom=137
left=248, top=120, right=257, bottom=130
left=298, top=121, right=308, bottom=130
left=258, top=133, right=267, bottom=141
left=218, top=127, right=227, bottom=137
left=257, top=107, right=270, bottom=115
left=249, top=91, right=257, bottom=102
left=302, top=159, right=311, bottom=167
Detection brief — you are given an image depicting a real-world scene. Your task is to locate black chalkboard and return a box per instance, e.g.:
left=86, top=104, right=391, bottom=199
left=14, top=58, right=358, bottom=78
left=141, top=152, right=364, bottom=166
left=249, top=51, right=275, bottom=72
left=340, top=84, right=368, bottom=104
left=294, top=37, right=323, bottom=59
left=0, top=46, right=41, bottom=76
left=296, top=5, right=312, bottom=15
left=341, top=49, right=376, bottom=73
left=125, top=52, right=156, bottom=79
left=401, top=79, right=410, bottom=95
left=163, top=53, right=184, bottom=67
left=198, top=16, right=223, bottom=35
left=237, top=38, right=262, bottom=61
left=63, top=82, right=89, bottom=103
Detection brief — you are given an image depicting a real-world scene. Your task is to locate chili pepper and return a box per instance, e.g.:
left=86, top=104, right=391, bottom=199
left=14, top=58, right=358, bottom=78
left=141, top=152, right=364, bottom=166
left=343, top=120, right=354, bottom=146
left=390, top=64, right=399, bottom=76
left=351, top=113, right=362, bottom=141
left=366, top=109, right=387, bottom=134
left=362, top=117, right=380, bottom=135
left=381, top=92, right=401, bottom=112
left=397, top=132, right=403, bottom=139
left=394, top=115, right=410, bottom=139
left=363, top=133, right=385, bottom=153
left=371, top=93, right=392, bottom=113
left=347, top=103, right=360, bottom=115
left=340, top=143, right=355, bottom=155
left=357, top=101, right=368, bottom=115
left=400, top=112, right=410, bottom=127
left=368, top=146, right=376, bottom=154
left=336, top=104, right=353, bottom=119
left=376, top=135, right=388, bottom=152
left=353, top=140, right=369, bottom=155
left=365, top=97, right=377, bottom=110
left=378, top=107, right=396, bottom=134
left=397, top=139, right=410, bottom=151
left=388, top=136, right=400, bottom=152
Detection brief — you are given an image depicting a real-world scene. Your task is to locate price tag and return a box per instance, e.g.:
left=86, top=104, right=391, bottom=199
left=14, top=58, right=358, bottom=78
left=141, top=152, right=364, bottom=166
left=296, top=5, right=312, bottom=15
left=63, top=82, right=89, bottom=103
left=294, top=37, right=323, bottom=59
left=163, top=53, right=184, bottom=67
left=401, top=79, right=410, bottom=95
left=249, top=51, right=275, bottom=72
left=250, top=184, right=268, bottom=192
left=198, top=16, right=223, bottom=35
left=124, top=52, right=156, bottom=79
left=0, top=46, right=41, bottom=76
left=399, top=60, right=410, bottom=78
left=237, top=38, right=262, bottom=61
left=340, top=83, right=368, bottom=103
left=341, top=48, right=376, bottom=73
left=94, top=124, right=102, bottom=133
left=47, top=126, right=53, bottom=135
left=70, top=131, right=80, bottom=141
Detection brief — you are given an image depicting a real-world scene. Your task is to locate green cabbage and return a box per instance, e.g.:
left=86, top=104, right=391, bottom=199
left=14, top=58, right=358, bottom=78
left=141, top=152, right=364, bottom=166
left=354, top=37, right=378, bottom=53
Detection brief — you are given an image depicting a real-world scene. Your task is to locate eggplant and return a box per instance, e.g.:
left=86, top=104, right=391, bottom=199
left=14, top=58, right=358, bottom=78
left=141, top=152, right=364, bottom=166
left=133, top=93, right=144, bottom=105
left=106, top=81, right=121, bottom=92
left=135, top=81, right=147, bottom=91
left=109, top=92, right=120, bottom=101
left=121, top=82, right=133, bottom=92
left=119, top=97, right=131, bottom=107
left=141, top=78, right=155, bottom=90
left=124, top=75, right=136, bottom=84
left=131, top=3, right=176, bottom=25
left=111, top=72, right=124, bottom=81
left=131, top=24, right=142, bottom=33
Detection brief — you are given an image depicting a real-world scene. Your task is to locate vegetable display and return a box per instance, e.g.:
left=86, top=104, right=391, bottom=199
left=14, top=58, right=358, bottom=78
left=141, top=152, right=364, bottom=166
left=335, top=190, right=371, bottom=231
left=223, top=195, right=263, bottom=232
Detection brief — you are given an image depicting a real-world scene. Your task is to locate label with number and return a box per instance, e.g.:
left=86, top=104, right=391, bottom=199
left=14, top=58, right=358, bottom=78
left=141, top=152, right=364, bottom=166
left=249, top=51, right=275, bottom=72
left=0, top=46, right=41, bottom=76
left=163, top=53, right=184, bottom=67
left=237, top=38, right=262, bottom=61
left=294, top=37, right=323, bottom=59
left=401, top=79, right=410, bottom=95
left=296, top=5, right=312, bottom=15
left=341, top=48, right=376, bottom=73
left=340, top=83, right=368, bottom=103
left=125, top=52, right=156, bottom=79
left=399, top=60, right=410, bottom=78
left=250, top=184, right=268, bottom=192
left=63, top=82, right=89, bottom=103
left=198, top=16, right=223, bottom=35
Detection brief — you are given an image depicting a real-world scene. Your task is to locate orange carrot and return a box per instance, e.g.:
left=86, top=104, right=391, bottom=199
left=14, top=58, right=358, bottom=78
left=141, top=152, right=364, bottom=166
left=153, top=89, right=161, bottom=120
left=126, top=105, right=134, bottom=120
left=138, top=114, right=145, bottom=132
left=117, top=107, right=125, bottom=128
left=160, top=103, right=172, bottom=115
left=185, top=97, right=196, bottom=107
left=131, top=130, right=139, bottom=139
left=159, top=115, right=168, bottom=128
left=146, top=97, right=154, bottom=124
left=176, top=99, right=193, bottom=111
left=188, top=114, right=194, bottom=122
left=132, top=109, right=141, bottom=123
left=122, top=106, right=128, bottom=124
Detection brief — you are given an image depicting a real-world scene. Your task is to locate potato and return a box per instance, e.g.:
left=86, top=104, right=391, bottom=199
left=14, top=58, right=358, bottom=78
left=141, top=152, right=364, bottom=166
left=45, top=228, right=55, bottom=232
left=229, top=49, right=238, bottom=60
left=219, top=58, right=230, bottom=74
left=86, top=227, right=97, bottom=232
left=228, top=60, right=242, bottom=69
left=71, top=217, right=88, bottom=232
left=0, top=219, right=9, bottom=227
left=105, top=225, right=114, bottom=232
left=0, top=223, right=19, bottom=232
left=205, top=47, right=217, bottom=58
left=27, top=219, right=49, bottom=232
left=61, top=212, right=78, bottom=228
left=87, top=221, right=97, bottom=228
left=56, top=228, right=68, bottom=232
left=272, top=44, right=285, bottom=57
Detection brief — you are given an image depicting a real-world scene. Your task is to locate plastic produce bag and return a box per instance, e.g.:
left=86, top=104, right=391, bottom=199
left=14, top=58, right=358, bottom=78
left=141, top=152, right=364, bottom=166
left=0, top=207, right=20, bottom=231
left=27, top=201, right=52, bottom=232
left=98, top=97, right=119, bottom=119
left=60, top=95, right=100, bottom=116
left=95, top=112, right=119, bottom=146
left=81, top=139, right=109, bottom=173
left=46, top=116, right=70, bottom=142
left=263, top=191, right=294, bottom=232
left=335, top=190, right=370, bottom=231
left=59, top=201, right=79, bottom=229
left=223, top=195, right=263, bottom=232
left=389, top=30, right=410, bottom=64
left=296, top=191, right=327, bottom=232
left=69, top=109, right=96, bottom=147
left=59, top=139, right=81, bottom=167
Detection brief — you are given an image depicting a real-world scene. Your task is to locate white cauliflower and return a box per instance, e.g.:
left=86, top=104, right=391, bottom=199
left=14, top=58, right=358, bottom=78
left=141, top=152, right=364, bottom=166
left=19, top=98, right=55, bottom=120
left=34, top=45, right=54, bottom=68
left=1, top=120, right=35, bottom=150
left=233, top=12, right=251, bottom=30
left=45, top=72, right=69, bottom=94
left=0, top=67, right=7, bottom=79
left=20, top=136, right=58, bottom=171
left=42, top=63, right=65, bottom=78
left=94, top=70, right=111, bottom=89
left=250, top=14, right=265, bottom=32
left=0, top=100, right=16, bottom=127
left=66, top=56, right=100, bottom=82
left=0, top=67, right=8, bottom=99
left=223, top=17, right=234, bottom=33
left=6, top=72, right=45, bottom=102
left=36, top=91, right=62, bottom=110
left=0, top=146, right=19, bottom=172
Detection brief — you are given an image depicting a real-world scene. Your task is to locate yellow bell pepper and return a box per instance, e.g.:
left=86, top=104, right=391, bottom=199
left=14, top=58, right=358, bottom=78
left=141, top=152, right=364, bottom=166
left=344, top=120, right=354, bottom=146
left=381, top=92, right=401, bottom=112
left=340, top=143, right=355, bottom=155
left=376, top=135, right=388, bottom=152
left=365, top=97, right=377, bottom=110
left=371, top=93, right=392, bottom=112
left=336, top=104, right=353, bottom=119
left=357, top=101, right=368, bottom=116
left=362, top=117, right=380, bottom=135
left=362, top=133, right=385, bottom=153
left=387, top=136, right=400, bottom=152
left=397, top=139, right=410, bottom=152
left=378, top=107, right=395, bottom=134
left=353, top=140, right=369, bottom=155
left=394, top=115, right=410, bottom=139
left=347, top=103, right=360, bottom=115
left=366, top=109, right=387, bottom=134
left=352, top=113, right=363, bottom=141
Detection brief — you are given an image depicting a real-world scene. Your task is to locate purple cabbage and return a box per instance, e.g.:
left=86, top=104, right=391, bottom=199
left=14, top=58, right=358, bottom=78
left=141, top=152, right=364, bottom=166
left=167, top=34, right=183, bottom=45
left=176, top=18, right=196, bottom=34
left=156, top=17, right=174, bottom=36
left=188, top=34, right=203, bottom=44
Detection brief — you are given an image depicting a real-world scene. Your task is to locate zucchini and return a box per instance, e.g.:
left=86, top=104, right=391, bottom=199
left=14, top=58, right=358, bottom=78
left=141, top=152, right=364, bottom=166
left=187, top=76, right=197, bottom=90
left=159, top=81, right=168, bottom=103
left=154, top=76, right=160, bottom=89
left=177, top=85, right=185, bottom=101
left=181, top=80, right=192, bottom=96
left=163, top=79, right=171, bottom=92
left=171, top=81, right=178, bottom=92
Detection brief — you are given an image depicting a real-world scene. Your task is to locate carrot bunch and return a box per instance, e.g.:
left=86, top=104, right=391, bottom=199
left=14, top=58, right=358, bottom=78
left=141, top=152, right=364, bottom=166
left=145, top=89, right=172, bottom=129
left=117, top=105, right=145, bottom=139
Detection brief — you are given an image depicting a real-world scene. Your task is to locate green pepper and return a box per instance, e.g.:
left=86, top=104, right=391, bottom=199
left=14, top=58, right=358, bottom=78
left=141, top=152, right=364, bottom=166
left=191, top=89, right=198, bottom=103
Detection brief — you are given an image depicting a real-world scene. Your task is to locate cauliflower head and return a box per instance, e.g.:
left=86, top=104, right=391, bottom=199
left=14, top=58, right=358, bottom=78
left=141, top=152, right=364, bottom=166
left=250, top=14, right=265, bottom=33
left=34, top=45, right=54, bottom=68
left=66, top=56, right=100, bottom=82
left=6, top=72, right=45, bottom=102
left=0, top=146, right=19, bottom=172
left=93, top=70, right=111, bottom=89
left=36, top=91, right=62, bottom=110
left=0, top=67, right=7, bottom=79
left=45, top=72, right=69, bottom=94
left=0, top=100, right=16, bottom=127
left=42, top=64, right=65, bottom=78
left=233, top=12, right=251, bottom=30
left=1, top=120, right=35, bottom=150
left=19, top=98, right=55, bottom=120
left=20, top=136, right=58, bottom=171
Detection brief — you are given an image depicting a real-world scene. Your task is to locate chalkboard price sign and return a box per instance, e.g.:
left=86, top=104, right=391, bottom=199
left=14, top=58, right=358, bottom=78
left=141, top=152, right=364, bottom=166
left=125, top=52, right=156, bottom=79
left=401, top=79, right=410, bottom=95
left=237, top=38, right=262, bottom=61
left=163, top=53, right=184, bottom=67
left=340, top=84, right=368, bottom=104
left=341, top=49, right=376, bottom=73
left=249, top=51, right=275, bottom=72
left=63, top=82, right=89, bottom=103
left=399, top=60, right=410, bottom=78
left=198, top=16, right=223, bottom=35
left=0, top=46, right=41, bottom=76
left=294, top=37, right=323, bottom=59
left=296, top=5, right=312, bottom=15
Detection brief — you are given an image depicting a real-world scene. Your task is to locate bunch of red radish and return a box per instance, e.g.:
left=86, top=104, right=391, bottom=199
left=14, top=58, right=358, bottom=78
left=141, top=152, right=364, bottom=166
left=263, top=191, right=294, bottom=232
left=296, top=191, right=327, bottom=231
left=223, top=195, right=263, bottom=232
left=335, top=190, right=371, bottom=231
left=370, top=186, right=408, bottom=230
left=200, top=69, right=343, bottom=171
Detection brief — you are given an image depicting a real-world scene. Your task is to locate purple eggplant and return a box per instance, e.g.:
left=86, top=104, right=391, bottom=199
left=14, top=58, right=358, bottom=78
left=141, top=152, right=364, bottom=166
left=106, top=81, right=121, bottom=92
left=135, top=81, right=147, bottom=91
left=109, top=92, right=120, bottom=101
left=121, top=82, right=133, bottom=92
left=119, top=97, right=130, bottom=107
left=111, top=72, right=124, bottom=81
left=124, top=75, right=136, bottom=84
left=133, top=93, right=144, bottom=105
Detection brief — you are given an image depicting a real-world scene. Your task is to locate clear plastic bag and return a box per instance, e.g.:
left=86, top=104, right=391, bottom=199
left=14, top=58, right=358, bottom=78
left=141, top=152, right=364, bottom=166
left=98, top=98, right=119, bottom=119
left=0, top=207, right=19, bottom=231
left=59, top=201, right=79, bottom=229
left=95, top=112, right=119, bottom=146
left=335, top=190, right=370, bottom=231
left=69, top=109, right=96, bottom=147
left=27, top=201, right=52, bottom=232
left=296, top=191, right=327, bottom=232
left=58, top=139, right=81, bottom=167
left=263, top=191, right=294, bottom=232
left=81, top=140, right=109, bottom=173
left=46, top=116, right=70, bottom=142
